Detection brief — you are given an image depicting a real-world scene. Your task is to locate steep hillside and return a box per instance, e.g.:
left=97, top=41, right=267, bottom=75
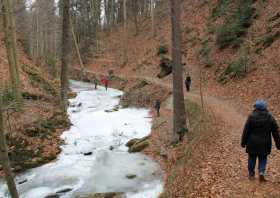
left=0, top=33, right=69, bottom=173
left=88, top=0, right=280, bottom=119
left=83, top=0, right=280, bottom=197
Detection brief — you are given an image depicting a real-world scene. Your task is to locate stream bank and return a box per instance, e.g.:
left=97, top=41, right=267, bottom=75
left=0, top=80, right=163, bottom=198
left=71, top=69, right=211, bottom=198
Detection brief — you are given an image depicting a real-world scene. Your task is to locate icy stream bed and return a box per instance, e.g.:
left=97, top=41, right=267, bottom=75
left=0, top=80, right=163, bottom=198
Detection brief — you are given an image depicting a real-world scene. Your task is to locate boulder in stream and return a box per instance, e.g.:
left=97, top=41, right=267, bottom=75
left=18, top=179, right=28, bottom=185
left=129, top=140, right=149, bottom=153
left=12, top=165, right=23, bottom=172
left=104, top=106, right=119, bottom=113
left=85, top=192, right=124, bottom=198
left=125, top=138, right=139, bottom=147
left=45, top=195, right=59, bottom=198
left=126, top=174, right=137, bottom=179
left=84, top=152, right=93, bottom=156
left=56, top=188, right=73, bottom=194
left=126, top=135, right=150, bottom=153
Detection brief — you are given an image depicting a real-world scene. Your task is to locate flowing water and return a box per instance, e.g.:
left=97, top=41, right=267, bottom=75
left=0, top=80, right=163, bottom=198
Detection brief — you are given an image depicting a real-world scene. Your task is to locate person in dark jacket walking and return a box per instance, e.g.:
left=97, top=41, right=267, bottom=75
left=93, top=78, right=98, bottom=90
left=241, top=100, right=280, bottom=182
left=155, top=99, right=161, bottom=117
left=185, top=74, right=192, bottom=92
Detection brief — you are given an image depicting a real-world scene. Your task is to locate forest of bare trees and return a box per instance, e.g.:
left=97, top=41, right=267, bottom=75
left=8, top=0, right=162, bottom=73
left=0, top=0, right=190, bottom=197
left=1, top=0, right=280, bottom=197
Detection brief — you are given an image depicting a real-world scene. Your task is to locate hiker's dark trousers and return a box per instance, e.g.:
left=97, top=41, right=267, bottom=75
left=248, top=154, right=267, bottom=176
left=185, top=83, right=191, bottom=92
left=156, top=108, right=160, bottom=117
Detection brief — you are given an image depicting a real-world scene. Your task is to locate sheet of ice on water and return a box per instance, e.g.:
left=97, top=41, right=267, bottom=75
left=0, top=80, right=163, bottom=198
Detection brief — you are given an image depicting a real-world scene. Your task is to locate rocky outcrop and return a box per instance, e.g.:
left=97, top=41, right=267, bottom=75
left=126, top=136, right=150, bottom=153
left=5, top=110, right=70, bottom=173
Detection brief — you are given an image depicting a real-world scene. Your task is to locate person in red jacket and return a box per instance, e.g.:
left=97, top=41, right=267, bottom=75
left=101, top=78, right=109, bottom=91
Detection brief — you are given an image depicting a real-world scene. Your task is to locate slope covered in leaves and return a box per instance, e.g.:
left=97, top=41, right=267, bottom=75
left=85, top=0, right=280, bottom=197
left=89, top=0, right=280, bottom=119
left=0, top=33, right=69, bottom=174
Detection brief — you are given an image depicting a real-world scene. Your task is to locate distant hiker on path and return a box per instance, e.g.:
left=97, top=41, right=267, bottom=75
left=93, top=78, right=98, bottom=90
left=101, top=78, right=109, bottom=91
left=241, top=100, right=280, bottom=182
left=155, top=100, right=161, bottom=117
left=185, top=74, right=192, bottom=92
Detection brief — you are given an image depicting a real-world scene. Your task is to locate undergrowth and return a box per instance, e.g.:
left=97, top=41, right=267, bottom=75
left=160, top=99, right=207, bottom=198
left=218, top=47, right=250, bottom=83
left=211, top=0, right=230, bottom=19
left=157, top=44, right=168, bottom=56
left=22, top=65, right=57, bottom=95
left=199, top=39, right=212, bottom=67
left=1, top=87, right=17, bottom=106
left=215, top=0, right=255, bottom=49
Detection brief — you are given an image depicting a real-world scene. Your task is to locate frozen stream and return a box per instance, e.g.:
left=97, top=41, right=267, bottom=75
left=0, top=80, right=163, bottom=198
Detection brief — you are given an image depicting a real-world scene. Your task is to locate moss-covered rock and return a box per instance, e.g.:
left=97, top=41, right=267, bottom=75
left=126, top=136, right=150, bottom=153
left=85, top=192, right=124, bottom=198
left=129, top=140, right=149, bottom=153
left=126, top=174, right=137, bottom=179
left=23, top=111, right=69, bottom=138
left=22, top=91, right=45, bottom=101
left=68, top=91, right=77, bottom=99
left=157, top=55, right=172, bottom=78
left=125, top=138, right=140, bottom=147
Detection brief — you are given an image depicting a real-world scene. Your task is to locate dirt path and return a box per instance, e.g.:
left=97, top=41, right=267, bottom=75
left=183, top=93, right=280, bottom=197
left=82, top=68, right=280, bottom=197
left=142, top=76, right=280, bottom=197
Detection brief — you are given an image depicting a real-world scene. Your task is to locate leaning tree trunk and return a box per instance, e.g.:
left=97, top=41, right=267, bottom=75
left=0, top=100, right=19, bottom=198
left=122, top=0, right=128, bottom=65
left=2, top=0, right=22, bottom=105
left=199, top=64, right=205, bottom=112
left=70, top=15, right=85, bottom=75
left=60, top=0, right=71, bottom=110
left=151, top=0, right=155, bottom=37
left=170, top=0, right=187, bottom=141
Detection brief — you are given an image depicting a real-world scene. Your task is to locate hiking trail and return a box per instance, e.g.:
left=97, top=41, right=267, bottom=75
left=85, top=67, right=280, bottom=197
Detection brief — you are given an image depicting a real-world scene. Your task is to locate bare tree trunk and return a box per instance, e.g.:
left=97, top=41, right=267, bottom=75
left=133, top=9, right=138, bottom=35
left=35, top=6, right=39, bottom=62
left=2, top=0, right=22, bottom=105
left=151, top=0, right=155, bottom=37
left=170, top=0, right=187, bottom=141
left=60, top=0, right=71, bottom=110
left=0, top=100, right=19, bottom=198
left=199, top=64, right=205, bottom=112
left=132, top=0, right=139, bottom=36
left=70, top=15, right=85, bottom=75
left=122, top=0, right=128, bottom=65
